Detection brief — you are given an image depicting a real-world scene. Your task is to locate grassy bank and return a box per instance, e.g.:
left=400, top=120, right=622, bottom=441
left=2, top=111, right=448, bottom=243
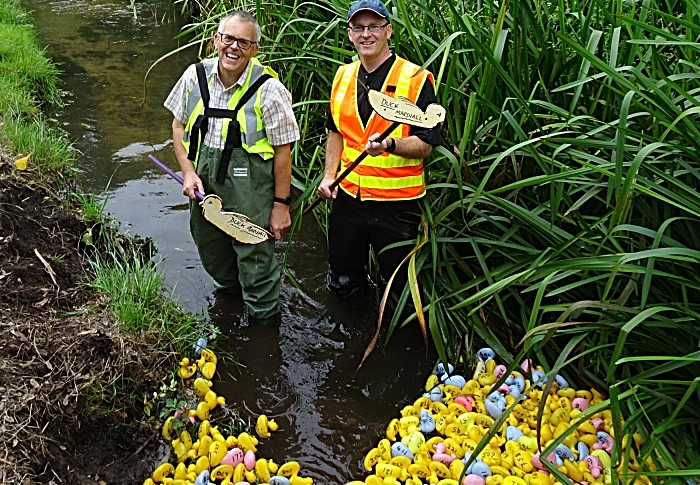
left=0, top=0, right=206, bottom=481
left=164, top=0, right=700, bottom=480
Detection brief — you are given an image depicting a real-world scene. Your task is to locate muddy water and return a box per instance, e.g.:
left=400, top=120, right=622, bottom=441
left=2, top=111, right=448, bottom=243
left=24, top=0, right=435, bottom=482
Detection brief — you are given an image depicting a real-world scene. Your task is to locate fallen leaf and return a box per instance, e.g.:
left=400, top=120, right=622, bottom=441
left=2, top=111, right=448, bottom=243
left=14, top=154, right=29, bottom=170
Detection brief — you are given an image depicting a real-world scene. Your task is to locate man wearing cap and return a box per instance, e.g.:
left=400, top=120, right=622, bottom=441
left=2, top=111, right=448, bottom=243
left=317, top=0, right=442, bottom=308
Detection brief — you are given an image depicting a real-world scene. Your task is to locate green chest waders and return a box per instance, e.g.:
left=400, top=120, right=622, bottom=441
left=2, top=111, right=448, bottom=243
left=188, top=64, right=280, bottom=320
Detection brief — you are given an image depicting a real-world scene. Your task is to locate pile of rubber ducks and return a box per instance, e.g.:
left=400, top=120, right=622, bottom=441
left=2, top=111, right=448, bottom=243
left=349, top=348, right=651, bottom=485
left=143, top=346, right=314, bottom=485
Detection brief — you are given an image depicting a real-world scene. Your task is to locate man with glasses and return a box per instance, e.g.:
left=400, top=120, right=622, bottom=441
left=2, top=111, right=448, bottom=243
left=165, top=10, right=299, bottom=322
left=317, top=0, right=442, bottom=315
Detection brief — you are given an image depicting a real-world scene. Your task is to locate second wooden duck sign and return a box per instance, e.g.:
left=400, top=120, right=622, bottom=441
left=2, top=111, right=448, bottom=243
left=368, top=90, right=446, bottom=128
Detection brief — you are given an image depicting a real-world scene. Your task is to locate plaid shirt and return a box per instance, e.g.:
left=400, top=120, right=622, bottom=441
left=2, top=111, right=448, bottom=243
left=164, top=60, right=300, bottom=149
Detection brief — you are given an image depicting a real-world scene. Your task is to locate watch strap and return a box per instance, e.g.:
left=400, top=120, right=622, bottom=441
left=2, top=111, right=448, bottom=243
left=386, top=137, right=397, bottom=153
left=274, top=196, right=292, bottom=205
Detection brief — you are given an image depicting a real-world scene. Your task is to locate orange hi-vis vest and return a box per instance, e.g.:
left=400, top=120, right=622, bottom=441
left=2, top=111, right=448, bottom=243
left=330, top=56, right=434, bottom=201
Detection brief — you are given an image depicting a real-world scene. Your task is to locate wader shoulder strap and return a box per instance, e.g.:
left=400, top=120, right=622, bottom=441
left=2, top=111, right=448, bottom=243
left=216, top=74, right=273, bottom=184
left=187, top=62, right=211, bottom=162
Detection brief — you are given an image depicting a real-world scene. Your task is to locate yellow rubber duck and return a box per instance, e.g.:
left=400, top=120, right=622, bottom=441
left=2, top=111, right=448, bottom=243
left=177, top=357, right=197, bottom=379
left=209, top=440, right=227, bottom=467
left=255, top=458, right=272, bottom=482
left=152, top=463, right=174, bottom=483
left=174, top=462, right=195, bottom=482
left=278, top=461, right=302, bottom=477
left=162, top=416, right=175, bottom=441
left=256, top=414, right=273, bottom=438
left=237, top=432, right=258, bottom=453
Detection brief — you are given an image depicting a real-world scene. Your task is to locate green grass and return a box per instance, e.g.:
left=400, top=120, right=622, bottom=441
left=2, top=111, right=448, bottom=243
left=0, top=0, right=70, bottom=171
left=87, top=231, right=203, bottom=345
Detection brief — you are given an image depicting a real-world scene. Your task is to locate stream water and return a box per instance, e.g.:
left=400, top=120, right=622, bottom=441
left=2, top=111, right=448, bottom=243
left=22, top=1, right=435, bottom=482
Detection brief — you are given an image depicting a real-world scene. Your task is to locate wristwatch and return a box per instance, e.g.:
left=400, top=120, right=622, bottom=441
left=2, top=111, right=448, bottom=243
left=386, top=137, right=397, bottom=153
left=274, top=196, right=292, bottom=205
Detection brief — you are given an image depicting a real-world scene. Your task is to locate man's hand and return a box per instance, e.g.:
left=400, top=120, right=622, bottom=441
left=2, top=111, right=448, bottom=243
left=366, top=132, right=391, bottom=157
left=317, top=173, right=339, bottom=200
left=269, top=203, right=291, bottom=240
left=182, top=171, right=205, bottom=201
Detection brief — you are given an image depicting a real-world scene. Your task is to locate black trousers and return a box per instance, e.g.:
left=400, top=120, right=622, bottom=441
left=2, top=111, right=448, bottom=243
left=327, top=190, right=421, bottom=298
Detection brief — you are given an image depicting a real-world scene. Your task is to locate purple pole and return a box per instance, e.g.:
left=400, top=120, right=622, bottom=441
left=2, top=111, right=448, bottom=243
left=149, top=154, right=204, bottom=201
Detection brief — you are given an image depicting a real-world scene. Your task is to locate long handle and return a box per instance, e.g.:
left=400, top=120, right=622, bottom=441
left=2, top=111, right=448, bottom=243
left=303, top=121, right=400, bottom=214
left=149, top=155, right=205, bottom=201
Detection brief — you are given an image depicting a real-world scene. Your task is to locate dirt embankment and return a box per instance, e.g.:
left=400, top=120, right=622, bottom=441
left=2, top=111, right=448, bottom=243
left=0, top=149, right=172, bottom=485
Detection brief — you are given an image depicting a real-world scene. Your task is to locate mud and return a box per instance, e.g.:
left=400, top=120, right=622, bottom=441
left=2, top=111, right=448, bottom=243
left=0, top=149, right=169, bottom=485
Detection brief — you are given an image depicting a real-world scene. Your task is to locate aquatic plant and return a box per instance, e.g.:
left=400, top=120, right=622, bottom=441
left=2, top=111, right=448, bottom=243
left=174, top=0, right=700, bottom=478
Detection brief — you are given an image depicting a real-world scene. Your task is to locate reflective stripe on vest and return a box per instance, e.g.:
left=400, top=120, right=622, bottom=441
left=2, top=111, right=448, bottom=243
left=330, top=57, right=433, bottom=201
left=182, top=58, right=276, bottom=166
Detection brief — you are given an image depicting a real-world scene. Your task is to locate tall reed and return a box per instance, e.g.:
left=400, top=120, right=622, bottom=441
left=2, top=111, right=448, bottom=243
left=175, top=0, right=700, bottom=477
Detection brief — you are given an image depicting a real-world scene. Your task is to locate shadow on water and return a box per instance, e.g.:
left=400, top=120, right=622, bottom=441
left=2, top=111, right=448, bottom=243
left=23, top=0, right=437, bottom=482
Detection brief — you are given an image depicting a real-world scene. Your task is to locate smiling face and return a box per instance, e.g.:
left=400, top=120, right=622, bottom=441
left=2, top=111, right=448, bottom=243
left=347, top=10, right=392, bottom=68
left=214, top=17, right=259, bottom=86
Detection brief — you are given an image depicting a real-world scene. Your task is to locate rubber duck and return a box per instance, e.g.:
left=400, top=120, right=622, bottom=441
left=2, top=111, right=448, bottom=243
left=221, top=447, right=244, bottom=467
left=444, top=384, right=465, bottom=399
left=590, top=449, right=611, bottom=469
left=554, top=375, right=569, bottom=389
left=277, top=461, right=301, bottom=478
left=402, top=431, right=426, bottom=455
left=443, top=374, right=467, bottom=389
left=194, top=378, right=213, bottom=397
left=490, top=465, right=511, bottom=478
left=391, top=441, right=414, bottom=460
left=503, top=476, right=528, bottom=485
left=237, top=432, right=258, bottom=453
left=477, top=348, right=496, bottom=363
left=256, top=414, right=278, bottom=438
left=464, top=474, right=487, bottom=485
left=386, top=418, right=400, bottom=441
left=194, top=456, right=210, bottom=474
left=425, top=374, right=440, bottom=392
left=512, top=450, right=534, bottom=473
left=204, top=390, right=226, bottom=411
left=468, top=458, right=493, bottom=480
left=376, top=463, right=402, bottom=479
left=592, top=431, right=614, bottom=453
left=364, top=448, right=381, bottom=471
left=173, top=430, right=195, bottom=463
left=454, top=396, right=474, bottom=411
left=517, top=436, right=538, bottom=454
left=486, top=475, right=505, bottom=485
left=209, top=440, right=227, bottom=467
left=178, top=357, right=197, bottom=379
left=242, top=449, right=256, bottom=471
left=195, top=401, right=210, bottom=421
left=152, top=463, right=175, bottom=483
left=289, top=475, right=313, bottom=485
left=531, top=371, right=547, bottom=389
left=210, top=464, right=234, bottom=482
left=401, top=405, right=421, bottom=418
left=389, top=454, right=412, bottom=470
left=571, top=397, right=589, bottom=412
left=443, top=438, right=464, bottom=459
left=429, top=460, right=451, bottom=480
left=484, top=392, right=506, bottom=419
left=562, top=459, right=584, bottom=482
left=377, top=438, right=394, bottom=463
left=419, top=409, right=437, bottom=434
left=450, top=457, right=466, bottom=478
left=253, top=458, right=271, bottom=482
left=525, top=471, right=550, bottom=485
left=584, top=455, right=603, bottom=478
left=196, top=435, right=213, bottom=458
left=193, top=470, right=213, bottom=485
left=162, top=416, right=175, bottom=441
left=436, top=362, right=455, bottom=378
left=505, top=426, right=523, bottom=442
left=425, top=386, right=444, bottom=402
left=269, top=477, right=292, bottom=485
left=433, top=442, right=456, bottom=466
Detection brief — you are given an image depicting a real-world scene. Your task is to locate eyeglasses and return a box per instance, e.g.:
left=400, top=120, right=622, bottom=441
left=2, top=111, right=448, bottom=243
left=349, top=23, right=389, bottom=34
left=217, top=33, right=257, bottom=50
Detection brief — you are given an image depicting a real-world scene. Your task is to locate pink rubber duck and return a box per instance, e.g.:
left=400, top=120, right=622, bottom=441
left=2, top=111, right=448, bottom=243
left=433, top=442, right=456, bottom=466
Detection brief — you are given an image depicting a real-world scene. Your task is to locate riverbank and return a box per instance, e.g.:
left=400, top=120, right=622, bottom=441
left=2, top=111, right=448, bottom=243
left=0, top=1, right=187, bottom=482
